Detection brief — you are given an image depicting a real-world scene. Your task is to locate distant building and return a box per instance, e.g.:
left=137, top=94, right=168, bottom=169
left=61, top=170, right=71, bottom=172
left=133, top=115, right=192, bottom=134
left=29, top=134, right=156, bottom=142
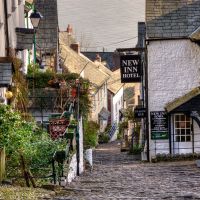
left=82, top=52, right=120, bottom=71
left=0, top=0, right=34, bottom=104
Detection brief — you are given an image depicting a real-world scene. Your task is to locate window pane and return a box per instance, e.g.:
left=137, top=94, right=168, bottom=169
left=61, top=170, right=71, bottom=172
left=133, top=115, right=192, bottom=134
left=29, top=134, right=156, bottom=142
left=176, top=136, right=180, bottom=142
left=186, top=129, right=190, bottom=135
left=180, top=122, right=185, bottom=128
left=186, top=122, right=190, bottom=128
left=181, top=129, right=185, bottom=135
left=175, top=115, right=180, bottom=121
left=181, top=136, right=185, bottom=142
left=186, top=136, right=191, bottom=142
left=180, top=115, right=185, bottom=121
left=176, top=122, right=180, bottom=128
left=175, top=129, right=180, bottom=135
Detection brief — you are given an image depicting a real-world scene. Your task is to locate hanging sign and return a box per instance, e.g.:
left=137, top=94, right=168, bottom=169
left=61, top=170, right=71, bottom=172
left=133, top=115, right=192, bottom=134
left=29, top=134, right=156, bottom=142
left=120, top=55, right=141, bottom=83
left=134, top=108, right=146, bottom=118
left=150, top=111, right=168, bottom=140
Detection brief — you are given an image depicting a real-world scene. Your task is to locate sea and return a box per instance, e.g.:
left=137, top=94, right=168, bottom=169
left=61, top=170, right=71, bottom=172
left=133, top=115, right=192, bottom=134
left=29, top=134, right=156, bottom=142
left=57, top=0, right=145, bottom=52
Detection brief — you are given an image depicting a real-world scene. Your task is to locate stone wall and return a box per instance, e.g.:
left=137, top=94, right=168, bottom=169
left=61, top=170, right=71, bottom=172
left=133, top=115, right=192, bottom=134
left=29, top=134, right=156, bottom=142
left=66, top=117, right=84, bottom=183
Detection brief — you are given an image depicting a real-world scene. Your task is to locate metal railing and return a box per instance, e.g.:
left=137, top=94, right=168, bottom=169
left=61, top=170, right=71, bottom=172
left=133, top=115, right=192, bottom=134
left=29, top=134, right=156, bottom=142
left=108, top=122, right=117, bottom=139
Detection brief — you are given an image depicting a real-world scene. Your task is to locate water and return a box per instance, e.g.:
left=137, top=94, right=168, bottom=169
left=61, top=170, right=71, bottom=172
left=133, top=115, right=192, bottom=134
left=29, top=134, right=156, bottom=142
left=58, top=0, right=145, bottom=51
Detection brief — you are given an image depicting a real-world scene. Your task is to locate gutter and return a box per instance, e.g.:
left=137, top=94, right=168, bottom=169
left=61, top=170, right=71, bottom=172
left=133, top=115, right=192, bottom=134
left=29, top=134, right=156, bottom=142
left=146, top=37, right=189, bottom=42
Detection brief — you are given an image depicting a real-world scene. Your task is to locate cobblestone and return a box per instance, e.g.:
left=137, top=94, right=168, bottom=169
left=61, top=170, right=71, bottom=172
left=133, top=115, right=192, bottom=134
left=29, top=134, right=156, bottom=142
left=54, top=141, right=200, bottom=200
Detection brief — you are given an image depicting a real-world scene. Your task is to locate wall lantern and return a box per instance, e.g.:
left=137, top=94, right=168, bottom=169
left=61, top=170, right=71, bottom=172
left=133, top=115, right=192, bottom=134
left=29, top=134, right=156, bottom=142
left=30, top=9, right=43, bottom=64
left=30, top=9, right=43, bottom=29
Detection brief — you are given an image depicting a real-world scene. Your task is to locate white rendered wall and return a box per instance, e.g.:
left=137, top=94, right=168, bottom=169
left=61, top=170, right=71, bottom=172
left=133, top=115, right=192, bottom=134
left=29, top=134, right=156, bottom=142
left=0, top=1, right=6, bottom=57
left=148, top=40, right=200, bottom=157
left=112, top=87, right=124, bottom=123
left=91, top=83, right=108, bottom=123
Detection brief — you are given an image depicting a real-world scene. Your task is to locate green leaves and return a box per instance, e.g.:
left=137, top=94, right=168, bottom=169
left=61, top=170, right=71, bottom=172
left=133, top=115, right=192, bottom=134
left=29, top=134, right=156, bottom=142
left=0, top=105, right=66, bottom=178
left=83, top=121, right=99, bottom=148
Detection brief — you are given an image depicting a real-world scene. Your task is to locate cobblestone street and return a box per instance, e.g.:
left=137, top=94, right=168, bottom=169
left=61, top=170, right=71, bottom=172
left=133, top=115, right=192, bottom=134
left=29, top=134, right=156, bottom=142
left=54, top=141, right=200, bottom=200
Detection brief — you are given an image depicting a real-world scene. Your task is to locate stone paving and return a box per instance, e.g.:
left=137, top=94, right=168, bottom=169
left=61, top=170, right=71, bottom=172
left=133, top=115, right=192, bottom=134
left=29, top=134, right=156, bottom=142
left=54, top=141, right=200, bottom=200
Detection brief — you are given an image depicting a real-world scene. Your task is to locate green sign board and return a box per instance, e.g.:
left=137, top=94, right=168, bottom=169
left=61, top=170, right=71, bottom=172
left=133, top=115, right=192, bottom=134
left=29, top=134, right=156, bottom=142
left=150, top=111, right=168, bottom=140
left=151, top=131, right=168, bottom=140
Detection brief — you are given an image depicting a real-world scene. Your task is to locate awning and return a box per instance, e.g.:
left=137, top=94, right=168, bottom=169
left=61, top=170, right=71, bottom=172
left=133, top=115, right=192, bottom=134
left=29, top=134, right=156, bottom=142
left=165, top=87, right=200, bottom=128
left=165, top=87, right=200, bottom=113
left=189, top=26, right=200, bottom=42
left=98, top=107, right=110, bottom=120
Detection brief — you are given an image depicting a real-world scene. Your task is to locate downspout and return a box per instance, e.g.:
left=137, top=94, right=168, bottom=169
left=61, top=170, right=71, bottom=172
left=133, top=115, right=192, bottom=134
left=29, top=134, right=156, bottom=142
left=4, top=0, right=9, bottom=56
left=145, top=43, right=150, bottom=162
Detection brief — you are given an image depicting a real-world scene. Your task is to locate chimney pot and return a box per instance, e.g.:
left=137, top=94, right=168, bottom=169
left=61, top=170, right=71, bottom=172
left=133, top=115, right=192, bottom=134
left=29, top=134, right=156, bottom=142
left=95, top=54, right=101, bottom=62
left=70, top=43, right=80, bottom=54
left=66, top=24, right=73, bottom=34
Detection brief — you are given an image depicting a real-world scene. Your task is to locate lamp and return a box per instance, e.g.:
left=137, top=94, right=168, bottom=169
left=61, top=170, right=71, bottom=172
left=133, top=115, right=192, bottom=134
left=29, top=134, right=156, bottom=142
left=30, top=10, right=43, bottom=29
left=30, top=9, right=43, bottom=64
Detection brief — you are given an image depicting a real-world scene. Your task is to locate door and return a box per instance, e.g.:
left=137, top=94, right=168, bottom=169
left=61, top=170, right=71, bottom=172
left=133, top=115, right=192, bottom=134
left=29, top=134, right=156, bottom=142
left=173, top=114, right=193, bottom=154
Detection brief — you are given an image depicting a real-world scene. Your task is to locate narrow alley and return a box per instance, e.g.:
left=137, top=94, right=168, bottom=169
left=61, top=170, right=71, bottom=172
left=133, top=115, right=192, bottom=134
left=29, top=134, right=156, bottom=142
left=54, top=142, right=200, bottom=200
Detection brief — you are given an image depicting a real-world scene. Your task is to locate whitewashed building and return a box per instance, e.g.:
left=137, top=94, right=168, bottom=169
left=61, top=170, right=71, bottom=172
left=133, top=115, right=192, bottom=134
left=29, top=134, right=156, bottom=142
left=146, top=0, right=200, bottom=158
left=0, top=0, right=34, bottom=104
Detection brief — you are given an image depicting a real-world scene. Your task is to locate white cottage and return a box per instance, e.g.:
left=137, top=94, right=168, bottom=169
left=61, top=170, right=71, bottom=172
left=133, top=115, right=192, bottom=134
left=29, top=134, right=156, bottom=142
left=146, top=0, right=200, bottom=158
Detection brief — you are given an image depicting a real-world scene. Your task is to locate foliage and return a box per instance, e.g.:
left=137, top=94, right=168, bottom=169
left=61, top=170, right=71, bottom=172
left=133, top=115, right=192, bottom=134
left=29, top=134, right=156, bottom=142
left=0, top=105, right=66, bottom=179
left=123, top=107, right=135, bottom=121
left=83, top=121, right=99, bottom=148
left=129, top=144, right=143, bottom=155
left=27, top=69, right=91, bottom=118
left=151, top=153, right=200, bottom=163
left=11, top=58, right=29, bottom=112
left=98, top=133, right=110, bottom=144
left=0, top=186, right=55, bottom=200
left=118, top=121, right=128, bottom=136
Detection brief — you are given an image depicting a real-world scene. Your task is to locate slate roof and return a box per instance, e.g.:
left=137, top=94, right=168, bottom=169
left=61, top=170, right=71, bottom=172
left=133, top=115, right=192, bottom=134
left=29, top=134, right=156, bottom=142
left=146, top=0, right=200, bottom=39
left=82, top=52, right=120, bottom=70
left=35, top=0, right=58, bottom=53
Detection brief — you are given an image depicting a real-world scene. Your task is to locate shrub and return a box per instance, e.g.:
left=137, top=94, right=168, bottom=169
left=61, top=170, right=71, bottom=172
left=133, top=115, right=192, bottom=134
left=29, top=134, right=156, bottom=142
left=83, top=121, right=99, bottom=148
left=129, top=144, right=143, bottom=155
left=0, top=105, right=66, bottom=179
left=98, top=133, right=110, bottom=144
left=153, top=153, right=200, bottom=163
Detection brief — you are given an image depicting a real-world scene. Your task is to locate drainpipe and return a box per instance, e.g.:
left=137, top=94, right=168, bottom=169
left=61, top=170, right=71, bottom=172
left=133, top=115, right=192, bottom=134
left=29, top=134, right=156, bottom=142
left=4, top=0, right=9, bottom=56
left=144, top=44, right=150, bottom=162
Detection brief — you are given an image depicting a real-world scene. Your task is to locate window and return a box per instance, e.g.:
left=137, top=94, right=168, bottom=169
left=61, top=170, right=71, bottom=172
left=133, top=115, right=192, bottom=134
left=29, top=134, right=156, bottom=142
left=174, top=114, right=191, bottom=142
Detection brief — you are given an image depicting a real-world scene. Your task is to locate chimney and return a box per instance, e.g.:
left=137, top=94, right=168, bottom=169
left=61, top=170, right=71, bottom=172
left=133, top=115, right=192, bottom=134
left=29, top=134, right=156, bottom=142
left=66, top=24, right=73, bottom=35
left=95, top=54, right=101, bottom=62
left=70, top=43, right=80, bottom=54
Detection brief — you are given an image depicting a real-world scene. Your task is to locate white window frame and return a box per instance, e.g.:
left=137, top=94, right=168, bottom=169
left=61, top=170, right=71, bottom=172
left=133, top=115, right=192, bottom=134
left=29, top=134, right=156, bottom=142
left=174, top=114, right=191, bottom=142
